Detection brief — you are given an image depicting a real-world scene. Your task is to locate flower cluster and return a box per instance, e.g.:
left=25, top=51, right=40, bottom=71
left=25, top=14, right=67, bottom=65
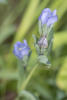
left=39, top=8, right=58, bottom=27
left=13, top=8, right=58, bottom=66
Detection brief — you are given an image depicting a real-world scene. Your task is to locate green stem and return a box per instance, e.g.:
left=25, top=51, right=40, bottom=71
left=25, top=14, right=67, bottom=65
left=17, top=60, right=25, bottom=93
left=21, top=64, right=38, bottom=91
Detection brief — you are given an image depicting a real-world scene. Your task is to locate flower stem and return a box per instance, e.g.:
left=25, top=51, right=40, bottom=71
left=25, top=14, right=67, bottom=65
left=21, top=64, right=38, bottom=90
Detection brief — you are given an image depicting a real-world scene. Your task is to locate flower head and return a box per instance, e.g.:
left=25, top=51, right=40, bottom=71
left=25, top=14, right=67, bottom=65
left=13, top=40, right=30, bottom=59
left=39, top=8, right=58, bottom=27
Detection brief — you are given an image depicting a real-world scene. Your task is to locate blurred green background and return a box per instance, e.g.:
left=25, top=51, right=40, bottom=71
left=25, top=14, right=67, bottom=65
left=0, top=0, right=67, bottom=100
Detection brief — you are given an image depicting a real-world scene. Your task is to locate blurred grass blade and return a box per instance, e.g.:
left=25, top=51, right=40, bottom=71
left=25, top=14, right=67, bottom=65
left=0, top=25, right=16, bottom=44
left=53, top=31, right=67, bottom=50
left=2, top=0, right=29, bottom=25
left=0, top=0, right=29, bottom=44
left=12, top=0, right=39, bottom=43
left=33, top=82, right=52, bottom=99
left=0, top=70, right=18, bottom=80
left=55, top=0, right=67, bottom=30
left=49, top=0, right=63, bottom=10
left=56, top=57, right=67, bottom=91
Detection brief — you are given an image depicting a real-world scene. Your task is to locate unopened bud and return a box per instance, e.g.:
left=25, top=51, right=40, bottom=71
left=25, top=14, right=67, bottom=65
left=38, top=36, right=48, bottom=48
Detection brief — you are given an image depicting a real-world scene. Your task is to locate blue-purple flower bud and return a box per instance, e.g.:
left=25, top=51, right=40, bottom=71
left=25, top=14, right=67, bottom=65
left=38, top=8, right=58, bottom=27
left=38, top=36, right=48, bottom=49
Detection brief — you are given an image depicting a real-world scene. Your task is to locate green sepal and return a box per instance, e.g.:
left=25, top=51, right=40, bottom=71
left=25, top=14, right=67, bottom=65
left=38, top=20, right=42, bottom=35
left=47, top=27, right=53, bottom=44
left=35, top=44, right=40, bottom=55
left=47, top=25, right=53, bottom=34
left=47, top=27, right=54, bottom=56
left=32, top=34, right=37, bottom=44
left=43, top=24, right=47, bottom=36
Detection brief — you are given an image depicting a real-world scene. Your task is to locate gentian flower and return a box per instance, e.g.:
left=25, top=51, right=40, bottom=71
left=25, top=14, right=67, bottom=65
left=39, top=8, right=58, bottom=27
left=13, top=40, right=30, bottom=59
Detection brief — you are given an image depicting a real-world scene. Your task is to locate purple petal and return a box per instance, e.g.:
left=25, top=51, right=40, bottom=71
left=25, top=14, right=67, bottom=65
left=14, top=41, right=21, bottom=48
left=47, top=16, right=58, bottom=27
left=21, top=48, right=29, bottom=56
left=41, top=12, right=48, bottom=25
left=52, top=9, right=57, bottom=16
left=23, top=40, right=28, bottom=46
left=15, top=41, right=24, bottom=48
left=16, top=41, right=21, bottom=46
left=43, top=8, right=51, bottom=13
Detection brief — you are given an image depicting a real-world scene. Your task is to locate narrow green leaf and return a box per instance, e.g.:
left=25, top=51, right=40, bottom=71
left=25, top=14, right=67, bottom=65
left=19, top=90, right=37, bottom=100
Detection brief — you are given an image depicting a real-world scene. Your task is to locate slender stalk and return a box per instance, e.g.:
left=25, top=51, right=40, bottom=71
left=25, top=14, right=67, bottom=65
left=21, top=64, right=38, bottom=91
left=17, top=60, right=25, bottom=93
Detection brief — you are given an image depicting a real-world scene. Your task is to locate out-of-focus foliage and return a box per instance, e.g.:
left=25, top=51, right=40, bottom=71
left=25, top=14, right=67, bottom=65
left=0, top=0, right=67, bottom=100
